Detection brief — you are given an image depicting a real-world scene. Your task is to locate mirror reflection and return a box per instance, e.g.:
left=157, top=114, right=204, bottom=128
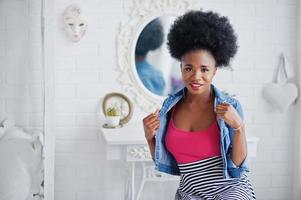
left=135, top=16, right=184, bottom=96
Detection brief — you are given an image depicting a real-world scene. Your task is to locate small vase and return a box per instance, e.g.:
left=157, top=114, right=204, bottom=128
left=105, top=116, right=121, bottom=127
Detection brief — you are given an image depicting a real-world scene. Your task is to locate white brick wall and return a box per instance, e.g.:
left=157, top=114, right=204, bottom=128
left=0, top=0, right=44, bottom=131
left=0, top=0, right=299, bottom=199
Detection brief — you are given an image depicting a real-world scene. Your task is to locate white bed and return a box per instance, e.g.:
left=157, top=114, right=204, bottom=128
left=0, top=119, right=44, bottom=200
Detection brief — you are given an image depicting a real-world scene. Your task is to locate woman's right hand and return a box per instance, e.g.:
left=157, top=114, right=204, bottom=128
left=143, top=109, right=160, bottom=142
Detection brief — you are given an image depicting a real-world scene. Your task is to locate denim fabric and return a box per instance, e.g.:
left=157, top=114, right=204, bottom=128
left=154, top=84, right=249, bottom=179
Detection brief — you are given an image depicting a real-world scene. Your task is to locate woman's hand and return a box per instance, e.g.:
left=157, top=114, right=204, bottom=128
left=143, top=109, right=160, bottom=142
left=215, top=103, right=243, bottom=129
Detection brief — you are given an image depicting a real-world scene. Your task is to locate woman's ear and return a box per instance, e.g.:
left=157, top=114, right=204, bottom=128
left=213, top=66, right=217, bottom=75
left=180, top=63, right=183, bottom=72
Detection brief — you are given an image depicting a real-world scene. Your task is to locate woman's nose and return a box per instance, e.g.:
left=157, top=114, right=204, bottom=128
left=192, top=69, right=203, bottom=80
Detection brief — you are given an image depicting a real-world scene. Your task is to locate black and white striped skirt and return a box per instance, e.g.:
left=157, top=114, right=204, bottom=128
left=175, top=155, right=256, bottom=200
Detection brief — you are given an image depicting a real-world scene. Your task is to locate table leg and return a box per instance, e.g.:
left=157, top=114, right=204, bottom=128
left=136, top=163, right=146, bottom=200
left=131, top=162, right=135, bottom=200
left=124, top=162, right=134, bottom=200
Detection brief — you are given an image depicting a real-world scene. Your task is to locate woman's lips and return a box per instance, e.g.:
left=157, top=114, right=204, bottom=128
left=189, top=83, right=203, bottom=90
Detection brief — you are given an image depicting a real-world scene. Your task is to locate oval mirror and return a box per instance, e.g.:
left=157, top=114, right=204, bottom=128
left=134, top=16, right=184, bottom=97
left=116, top=0, right=201, bottom=112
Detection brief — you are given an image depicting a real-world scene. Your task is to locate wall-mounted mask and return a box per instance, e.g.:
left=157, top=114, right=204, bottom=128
left=63, top=4, right=88, bottom=42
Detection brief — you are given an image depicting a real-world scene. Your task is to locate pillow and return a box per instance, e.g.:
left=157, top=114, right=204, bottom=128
left=0, top=128, right=43, bottom=200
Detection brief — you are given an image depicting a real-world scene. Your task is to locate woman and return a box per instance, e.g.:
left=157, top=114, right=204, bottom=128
left=143, top=10, right=256, bottom=200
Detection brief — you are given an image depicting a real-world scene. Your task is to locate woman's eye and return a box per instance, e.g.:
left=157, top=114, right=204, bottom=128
left=184, top=68, right=192, bottom=72
left=79, top=23, right=84, bottom=26
left=68, top=23, right=74, bottom=26
left=201, top=68, right=209, bottom=72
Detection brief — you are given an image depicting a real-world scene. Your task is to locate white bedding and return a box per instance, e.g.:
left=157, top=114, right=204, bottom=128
left=0, top=119, right=44, bottom=200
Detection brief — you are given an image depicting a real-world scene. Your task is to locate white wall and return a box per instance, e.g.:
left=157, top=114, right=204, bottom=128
left=0, top=0, right=44, bottom=132
left=293, top=1, right=301, bottom=199
left=1, top=0, right=299, bottom=200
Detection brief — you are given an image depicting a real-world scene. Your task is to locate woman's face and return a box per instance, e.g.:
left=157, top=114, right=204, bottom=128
left=181, top=50, right=217, bottom=95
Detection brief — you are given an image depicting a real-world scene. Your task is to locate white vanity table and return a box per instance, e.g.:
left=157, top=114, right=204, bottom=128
left=100, top=121, right=260, bottom=200
left=99, top=121, right=179, bottom=200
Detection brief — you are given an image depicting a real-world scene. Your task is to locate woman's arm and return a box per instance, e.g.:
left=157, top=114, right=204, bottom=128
left=143, top=109, right=160, bottom=162
left=231, top=124, right=247, bottom=166
left=215, top=101, right=247, bottom=167
left=147, top=138, right=156, bottom=161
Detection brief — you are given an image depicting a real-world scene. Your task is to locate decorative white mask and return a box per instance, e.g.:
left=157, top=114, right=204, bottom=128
left=63, top=4, right=88, bottom=42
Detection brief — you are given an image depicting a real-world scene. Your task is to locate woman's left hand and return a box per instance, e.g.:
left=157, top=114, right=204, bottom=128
left=215, top=103, right=243, bottom=129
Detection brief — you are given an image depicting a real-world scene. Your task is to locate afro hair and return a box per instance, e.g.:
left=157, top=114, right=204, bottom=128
left=135, top=19, right=164, bottom=56
left=167, top=10, right=238, bottom=67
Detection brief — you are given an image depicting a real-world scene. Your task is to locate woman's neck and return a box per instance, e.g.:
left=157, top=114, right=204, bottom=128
left=184, top=87, right=214, bottom=107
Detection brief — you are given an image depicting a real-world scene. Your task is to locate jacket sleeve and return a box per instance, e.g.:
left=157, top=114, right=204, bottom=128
left=226, top=100, right=250, bottom=178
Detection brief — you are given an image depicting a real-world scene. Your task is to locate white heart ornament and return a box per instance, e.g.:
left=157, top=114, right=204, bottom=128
left=262, top=82, right=298, bottom=112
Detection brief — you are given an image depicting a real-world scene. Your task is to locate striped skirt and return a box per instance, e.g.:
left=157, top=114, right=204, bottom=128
left=174, top=155, right=256, bottom=200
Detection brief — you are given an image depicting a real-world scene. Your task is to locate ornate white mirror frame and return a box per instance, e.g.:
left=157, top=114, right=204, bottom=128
left=116, top=0, right=201, bottom=113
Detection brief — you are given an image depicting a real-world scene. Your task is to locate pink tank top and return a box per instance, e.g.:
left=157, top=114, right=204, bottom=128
left=165, top=106, right=221, bottom=164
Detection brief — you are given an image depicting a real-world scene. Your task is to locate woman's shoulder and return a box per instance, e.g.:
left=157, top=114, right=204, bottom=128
left=158, top=95, right=174, bottom=117
left=159, top=88, right=185, bottom=117
left=217, top=89, right=241, bottom=107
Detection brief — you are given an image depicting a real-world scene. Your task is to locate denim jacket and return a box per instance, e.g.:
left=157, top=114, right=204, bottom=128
left=154, top=84, right=250, bottom=179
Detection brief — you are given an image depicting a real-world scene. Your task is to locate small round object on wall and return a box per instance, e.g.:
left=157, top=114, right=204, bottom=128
left=102, top=92, right=133, bottom=127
